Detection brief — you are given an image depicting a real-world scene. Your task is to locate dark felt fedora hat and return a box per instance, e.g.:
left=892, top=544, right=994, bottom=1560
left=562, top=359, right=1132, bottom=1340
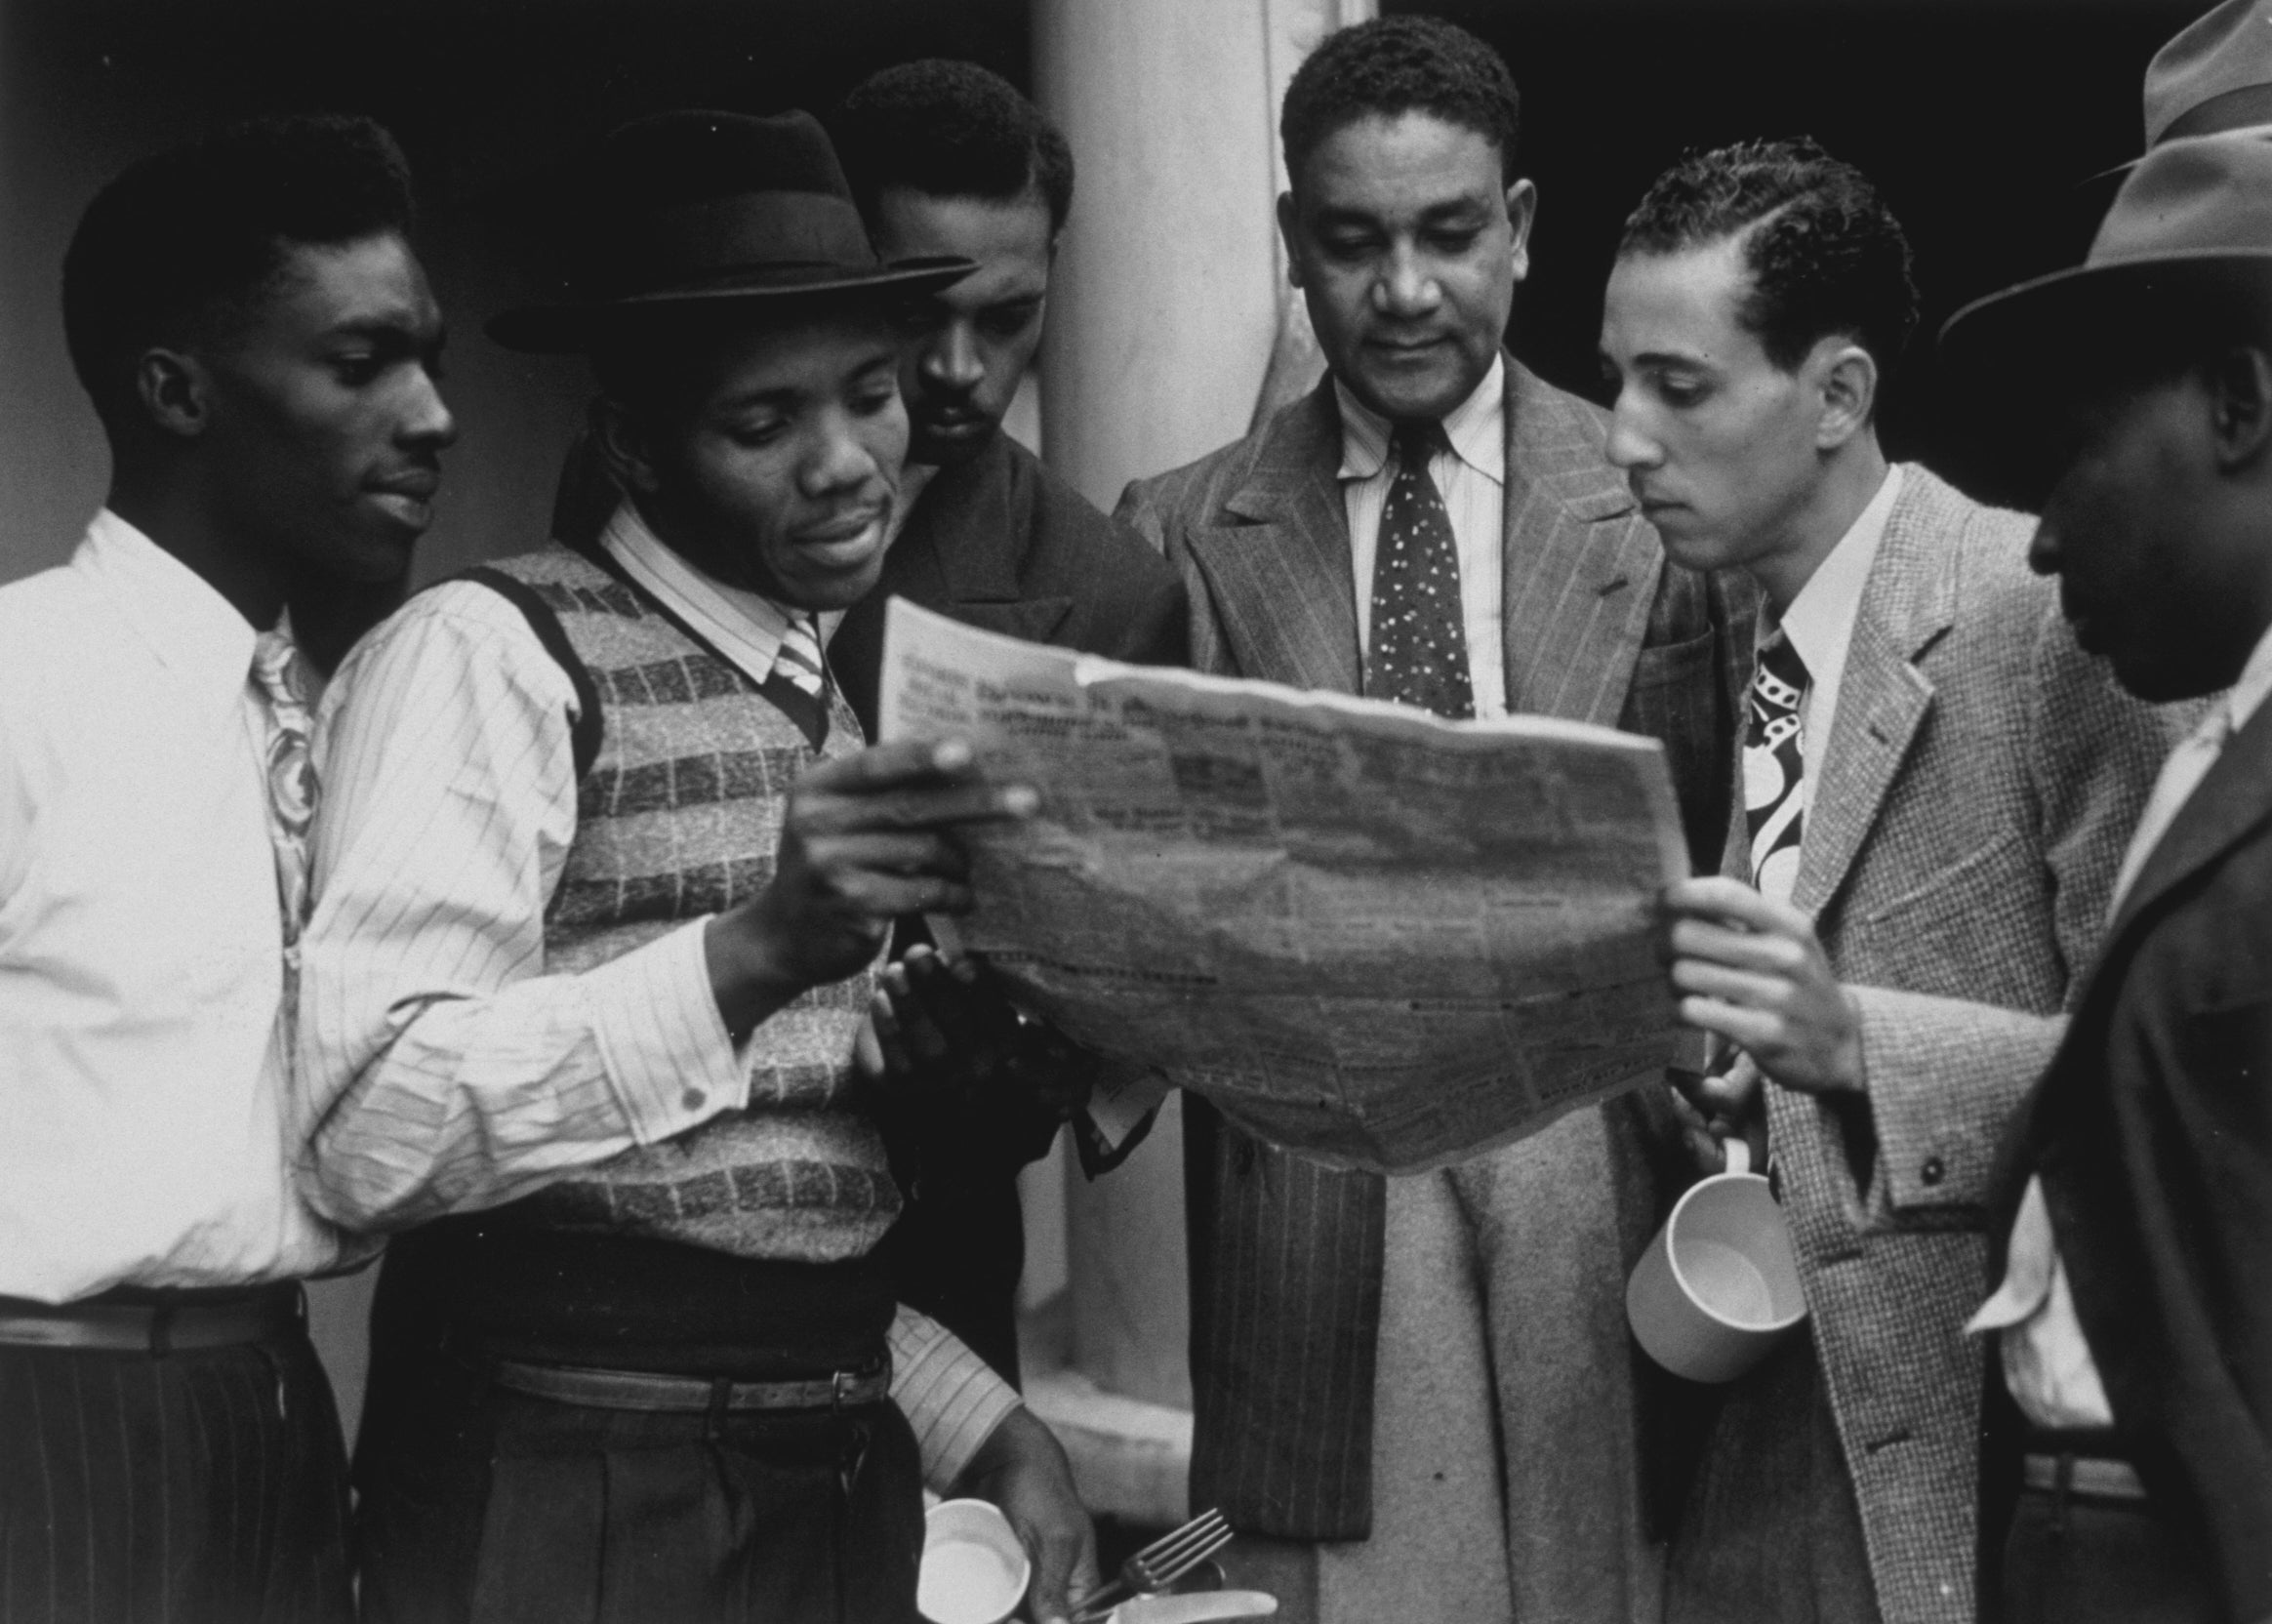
left=489, top=108, right=970, bottom=353
left=1944, top=129, right=2272, bottom=381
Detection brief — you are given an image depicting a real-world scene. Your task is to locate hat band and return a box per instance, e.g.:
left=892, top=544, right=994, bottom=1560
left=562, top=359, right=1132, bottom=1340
left=2162, top=82, right=2272, bottom=145
left=593, top=190, right=882, bottom=300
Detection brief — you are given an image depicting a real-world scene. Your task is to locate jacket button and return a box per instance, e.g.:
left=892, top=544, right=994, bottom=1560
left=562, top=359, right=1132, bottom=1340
left=1920, top=1156, right=1945, bottom=1187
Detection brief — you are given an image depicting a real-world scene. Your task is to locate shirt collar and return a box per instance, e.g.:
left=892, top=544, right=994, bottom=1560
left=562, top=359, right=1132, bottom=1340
left=78, top=508, right=264, bottom=699
left=2225, top=618, right=2272, bottom=735
left=1772, top=465, right=1904, bottom=683
left=1335, top=354, right=1506, bottom=486
left=599, top=500, right=808, bottom=692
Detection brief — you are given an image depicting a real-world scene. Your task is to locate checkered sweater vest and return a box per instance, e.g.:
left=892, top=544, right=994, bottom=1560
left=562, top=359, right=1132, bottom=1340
left=475, top=545, right=899, bottom=1264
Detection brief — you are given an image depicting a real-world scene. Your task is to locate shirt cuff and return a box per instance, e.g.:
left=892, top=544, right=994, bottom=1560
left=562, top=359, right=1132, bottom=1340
left=890, top=1304, right=1023, bottom=1492
left=585, top=918, right=748, bottom=1143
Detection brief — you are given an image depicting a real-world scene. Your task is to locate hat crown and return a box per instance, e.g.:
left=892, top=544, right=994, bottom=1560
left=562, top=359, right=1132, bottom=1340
left=488, top=107, right=973, bottom=352
left=2091, top=127, right=2272, bottom=266
left=2146, top=0, right=2272, bottom=146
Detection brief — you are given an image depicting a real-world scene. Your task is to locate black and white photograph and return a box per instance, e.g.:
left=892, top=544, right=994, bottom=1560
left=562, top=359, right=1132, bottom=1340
left=0, top=1, right=2265, bottom=1621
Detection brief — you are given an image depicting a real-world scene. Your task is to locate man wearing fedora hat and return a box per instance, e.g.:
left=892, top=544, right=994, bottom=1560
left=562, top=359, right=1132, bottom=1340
left=1944, top=129, right=2272, bottom=1624
left=296, top=109, right=1098, bottom=1624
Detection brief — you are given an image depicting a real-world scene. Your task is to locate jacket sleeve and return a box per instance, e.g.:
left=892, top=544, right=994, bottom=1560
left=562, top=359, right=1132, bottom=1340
left=1857, top=591, right=2192, bottom=1219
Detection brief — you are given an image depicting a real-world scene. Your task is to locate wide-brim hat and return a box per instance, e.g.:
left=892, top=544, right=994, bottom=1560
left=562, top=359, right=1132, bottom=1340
left=1942, top=128, right=2272, bottom=384
left=488, top=108, right=971, bottom=353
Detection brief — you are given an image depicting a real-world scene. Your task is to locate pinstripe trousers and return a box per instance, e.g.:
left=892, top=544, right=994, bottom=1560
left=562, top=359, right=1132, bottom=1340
left=0, top=1330, right=353, bottom=1624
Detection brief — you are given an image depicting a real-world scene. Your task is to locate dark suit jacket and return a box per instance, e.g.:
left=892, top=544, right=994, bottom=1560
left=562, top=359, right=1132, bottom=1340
left=1116, top=359, right=1754, bottom=1540
left=832, top=429, right=1189, bottom=732
left=831, top=428, right=1188, bottom=1385
left=1998, top=690, right=2272, bottom=1624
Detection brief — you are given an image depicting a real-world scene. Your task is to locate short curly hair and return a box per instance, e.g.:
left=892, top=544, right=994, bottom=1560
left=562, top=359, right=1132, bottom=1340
left=1280, top=16, right=1520, bottom=186
left=62, top=114, right=414, bottom=426
left=835, top=60, right=1074, bottom=235
left=1618, top=137, right=1919, bottom=377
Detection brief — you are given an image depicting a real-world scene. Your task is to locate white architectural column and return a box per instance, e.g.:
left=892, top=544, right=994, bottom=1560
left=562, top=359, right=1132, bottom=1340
left=1022, top=0, right=1373, bottom=1519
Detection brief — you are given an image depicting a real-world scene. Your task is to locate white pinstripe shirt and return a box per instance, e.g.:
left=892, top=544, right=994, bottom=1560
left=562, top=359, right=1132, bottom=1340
left=299, top=539, right=1016, bottom=1483
left=1336, top=354, right=1508, bottom=719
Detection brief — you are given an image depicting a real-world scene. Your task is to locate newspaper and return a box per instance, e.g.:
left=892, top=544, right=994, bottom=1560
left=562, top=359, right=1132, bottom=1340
left=877, top=597, right=1692, bottom=1176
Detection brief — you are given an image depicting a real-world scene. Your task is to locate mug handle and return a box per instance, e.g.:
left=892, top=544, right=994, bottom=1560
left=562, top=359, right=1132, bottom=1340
left=1723, top=1136, right=1752, bottom=1176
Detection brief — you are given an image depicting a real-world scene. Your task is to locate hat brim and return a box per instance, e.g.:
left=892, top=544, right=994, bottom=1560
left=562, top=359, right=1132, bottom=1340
left=487, top=257, right=974, bottom=353
left=1939, top=249, right=2272, bottom=384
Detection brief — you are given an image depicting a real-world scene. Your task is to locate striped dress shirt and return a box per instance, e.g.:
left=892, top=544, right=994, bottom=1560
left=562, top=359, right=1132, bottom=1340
left=299, top=520, right=1015, bottom=1484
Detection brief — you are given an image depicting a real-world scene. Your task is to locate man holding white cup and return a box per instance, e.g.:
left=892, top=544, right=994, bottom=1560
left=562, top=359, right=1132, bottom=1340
left=1599, top=139, right=2183, bottom=1624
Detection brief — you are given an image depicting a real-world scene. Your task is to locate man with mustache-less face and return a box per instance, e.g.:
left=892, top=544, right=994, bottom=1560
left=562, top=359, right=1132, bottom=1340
left=299, top=111, right=1097, bottom=1624
left=1116, top=18, right=1751, bottom=1623
left=0, top=115, right=453, bottom=1623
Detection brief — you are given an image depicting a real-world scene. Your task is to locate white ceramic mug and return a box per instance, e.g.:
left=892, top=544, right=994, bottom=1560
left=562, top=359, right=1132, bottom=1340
left=1626, top=1139, right=1807, bottom=1383
left=918, top=1498, right=1032, bottom=1624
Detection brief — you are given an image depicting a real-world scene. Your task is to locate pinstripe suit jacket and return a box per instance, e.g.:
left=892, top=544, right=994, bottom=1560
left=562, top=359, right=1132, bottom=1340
left=1742, top=466, right=2186, bottom=1624
left=1116, top=359, right=1753, bottom=1540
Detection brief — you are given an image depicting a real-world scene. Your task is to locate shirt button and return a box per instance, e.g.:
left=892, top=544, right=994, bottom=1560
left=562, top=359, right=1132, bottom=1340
left=681, top=1088, right=708, bottom=1113
left=1920, top=1156, right=1946, bottom=1187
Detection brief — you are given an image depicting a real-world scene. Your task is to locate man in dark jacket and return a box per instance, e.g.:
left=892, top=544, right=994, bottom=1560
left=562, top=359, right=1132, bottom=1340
left=830, top=61, right=1189, bottom=1384
left=1944, top=128, right=2272, bottom=1624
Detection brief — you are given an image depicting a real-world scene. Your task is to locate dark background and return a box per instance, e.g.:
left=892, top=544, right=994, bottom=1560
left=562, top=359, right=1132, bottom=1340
left=0, top=0, right=2211, bottom=587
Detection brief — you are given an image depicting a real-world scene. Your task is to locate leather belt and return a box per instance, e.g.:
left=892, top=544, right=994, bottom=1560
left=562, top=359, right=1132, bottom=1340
left=0, top=1284, right=304, bottom=1354
left=490, top=1354, right=892, bottom=1414
left=2023, top=1451, right=2147, bottom=1501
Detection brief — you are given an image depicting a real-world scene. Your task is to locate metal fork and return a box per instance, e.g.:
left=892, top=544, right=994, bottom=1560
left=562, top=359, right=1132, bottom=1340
left=1069, top=1508, right=1233, bottom=1622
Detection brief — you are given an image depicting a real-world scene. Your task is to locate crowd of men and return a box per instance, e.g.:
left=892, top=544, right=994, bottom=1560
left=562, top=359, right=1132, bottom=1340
left=1, top=6, right=2266, bottom=1624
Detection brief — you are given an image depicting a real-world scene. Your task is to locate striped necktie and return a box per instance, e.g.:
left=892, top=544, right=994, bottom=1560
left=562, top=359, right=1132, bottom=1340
left=766, top=610, right=831, bottom=749
left=1365, top=419, right=1474, bottom=720
left=1744, top=630, right=1809, bottom=901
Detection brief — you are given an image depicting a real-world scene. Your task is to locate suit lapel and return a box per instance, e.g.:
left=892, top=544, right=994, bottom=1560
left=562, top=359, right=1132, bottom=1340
left=1790, top=468, right=1953, bottom=919
left=881, top=439, right=1074, bottom=643
left=1184, top=383, right=1364, bottom=693
left=2105, top=694, right=2272, bottom=947
left=1497, top=359, right=1659, bottom=726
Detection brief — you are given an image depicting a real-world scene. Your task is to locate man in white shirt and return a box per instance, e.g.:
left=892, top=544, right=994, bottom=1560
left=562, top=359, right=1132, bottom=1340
left=1606, top=139, right=2178, bottom=1624
left=299, top=109, right=1097, bottom=1624
left=1942, top=127, right=2272, bottom=1624
left=0, top=116, right=454, bottom=1623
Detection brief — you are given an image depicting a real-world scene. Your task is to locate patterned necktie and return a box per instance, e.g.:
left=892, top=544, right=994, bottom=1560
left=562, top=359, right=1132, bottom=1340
left=1744, top=630, right=1810, bottom=901
left=251, top=629, right=321, bottom=1010
left=765, top=610, right=831, bottom=749
left=1365, top=420, right=1475, bottom=720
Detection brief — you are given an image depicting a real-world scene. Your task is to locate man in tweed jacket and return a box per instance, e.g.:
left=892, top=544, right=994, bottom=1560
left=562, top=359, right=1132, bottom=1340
left=1611, top=142, right=2182, bottom=1624
left=1116, top=20, right=1750, bottom=1623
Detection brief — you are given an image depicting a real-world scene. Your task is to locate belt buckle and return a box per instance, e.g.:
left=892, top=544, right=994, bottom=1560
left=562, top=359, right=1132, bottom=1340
left=832, top=1367, right=857, bottom=1411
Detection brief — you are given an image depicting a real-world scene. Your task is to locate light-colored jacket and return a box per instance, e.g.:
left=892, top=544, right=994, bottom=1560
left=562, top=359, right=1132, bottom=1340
left=1757, top=464, right=2186, bottom=1622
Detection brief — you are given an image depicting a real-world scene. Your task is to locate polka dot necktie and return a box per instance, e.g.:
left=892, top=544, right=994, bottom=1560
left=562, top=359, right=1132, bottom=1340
left=1365, top=420, right=1474, bottom=720
left=1744, top=630, right=1810, bottom=901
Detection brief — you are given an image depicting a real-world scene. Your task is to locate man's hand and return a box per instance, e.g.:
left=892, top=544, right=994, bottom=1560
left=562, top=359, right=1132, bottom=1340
left=706, top=741, right=1035, bottom=1037
left=1664, top=1047, right=1766, bottom=1175
left=953, top=1407, right=1100, bottom=1624
left=1662, top=875, right=1866, bottom=1097
left=865, top=946, right=1099, bottom=1123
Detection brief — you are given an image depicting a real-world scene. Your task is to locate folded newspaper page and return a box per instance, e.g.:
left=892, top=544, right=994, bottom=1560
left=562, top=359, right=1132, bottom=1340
left=877, top=597, right=1692, bottom=1176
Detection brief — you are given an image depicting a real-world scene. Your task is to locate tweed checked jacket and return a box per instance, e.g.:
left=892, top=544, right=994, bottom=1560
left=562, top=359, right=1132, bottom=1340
left=1116, top=358, right=1753, bottom=1540
left=1748, top=466, right=2183, bottom=1624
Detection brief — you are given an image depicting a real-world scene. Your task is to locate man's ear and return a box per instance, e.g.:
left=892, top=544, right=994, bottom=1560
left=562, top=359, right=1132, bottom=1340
left=1810, top=340, right=1880, bottom=452
left=1505, top=178, right=1538, bottom=287
left=134, top=347, right=210, bottom=440
left=2206, top=344, right=2272, bottom=471
left=591, top=394, right=663, bottom=498
left=1276, top=190, right=1304, bottom=288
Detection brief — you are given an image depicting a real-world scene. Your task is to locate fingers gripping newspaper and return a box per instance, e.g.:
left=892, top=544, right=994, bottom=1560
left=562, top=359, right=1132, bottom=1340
left=879, top=598, right=1692, bottom=1176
